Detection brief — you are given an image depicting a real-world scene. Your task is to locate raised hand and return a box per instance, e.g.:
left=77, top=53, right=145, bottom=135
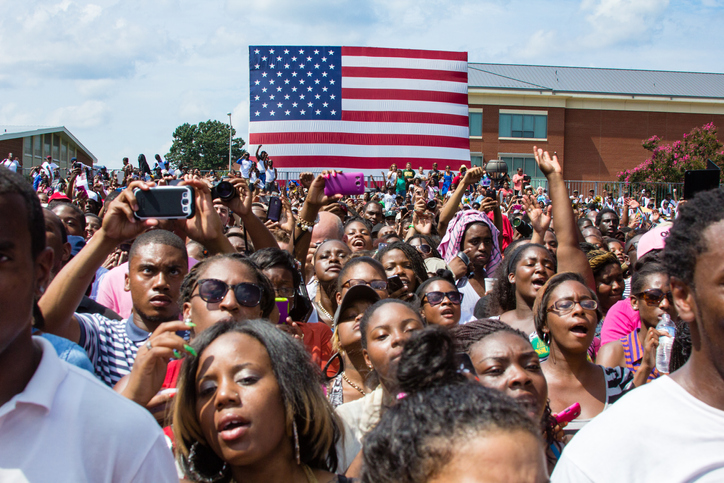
left=174, top=178, right=227, bottom=247
left=462, top=167, right=484, bottom=186
left=306, top=171, right=343, bottom=208
left=533, top=146, right=562, bottom=176
left=100, top=180, right=158, bottom=242
left=521, top=194, right=551, bottom=233
left=299, top=172, right=315, bottom=190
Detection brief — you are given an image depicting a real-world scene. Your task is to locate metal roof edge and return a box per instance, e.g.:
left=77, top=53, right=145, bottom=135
left=0, top=126, right=97, bottom=163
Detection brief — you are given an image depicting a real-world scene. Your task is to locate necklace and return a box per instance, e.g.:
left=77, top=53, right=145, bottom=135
left=314, top=300, right=333, bottom=321
left=342, top=371, right=366, bottom=396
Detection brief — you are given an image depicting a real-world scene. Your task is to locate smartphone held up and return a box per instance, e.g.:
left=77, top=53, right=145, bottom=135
left=134, top=186, right=195, bottom=220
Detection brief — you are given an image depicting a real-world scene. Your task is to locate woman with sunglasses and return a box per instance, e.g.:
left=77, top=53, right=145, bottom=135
left=533, top=272, right=635, bottom=439
left=597, top=263, right=675, bottom=385
left=415, top=275, right=467, bottom=327
left=325, top=257, right=389, bottom=407
left=407, top=234, right=442, bottom=260
left=114, top=253, right=275, bottom=415
left=173, top=320, right=352, bottom=483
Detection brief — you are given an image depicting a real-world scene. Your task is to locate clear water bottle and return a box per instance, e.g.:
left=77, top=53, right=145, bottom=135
left=655, top=314, right=676, bottom=374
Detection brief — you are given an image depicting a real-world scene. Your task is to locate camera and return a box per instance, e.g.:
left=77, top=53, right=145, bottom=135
left=512, top=217, right=533, bottom=238
left=73, top=161, right=82, bottom=170
left=210, top=179, right=237, bottom=201
left=426, top=199, right=437, bottom=211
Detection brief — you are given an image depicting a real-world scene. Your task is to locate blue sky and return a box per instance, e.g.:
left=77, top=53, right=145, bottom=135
left=1, top=0, right=723, bottom=168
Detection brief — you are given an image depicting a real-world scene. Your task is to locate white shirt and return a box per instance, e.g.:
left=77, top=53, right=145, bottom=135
left=266, top=166, right=276, bottom=183
left=239, top=158, right=253, bottom=178
left=2, top=158, right=19, bottom=173
left=335, top=386, right=385, bottom=472
left=552, top=376, right=724, bottom=483
left=0, top=337, right=178, bottom=483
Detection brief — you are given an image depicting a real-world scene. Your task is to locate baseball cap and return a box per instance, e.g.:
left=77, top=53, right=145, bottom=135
left=636, top=223, right=672, bottom=260
left=48, top=192, right=71, bottom=202
left=333, top=284, right=381, bottom=327
left=384, top=211, right=396, bottom=218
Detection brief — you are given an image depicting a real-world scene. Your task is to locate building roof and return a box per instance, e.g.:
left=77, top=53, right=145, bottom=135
left=0, top=126, right=97, bottom=163
left=468, top=63, right=724, bottom=100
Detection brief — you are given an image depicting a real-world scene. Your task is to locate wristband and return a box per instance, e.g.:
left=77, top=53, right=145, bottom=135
left=456, top=251, right=470, bottom=265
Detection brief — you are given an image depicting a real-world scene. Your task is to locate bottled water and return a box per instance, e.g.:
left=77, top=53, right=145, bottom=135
left=655, top=314, right=676, bottom=374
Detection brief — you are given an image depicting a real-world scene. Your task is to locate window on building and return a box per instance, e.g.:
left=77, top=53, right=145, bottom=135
left=499, top=112, right=547, bottom=139
left=24, top=137, right=32, bottom=156
left=33, top=136, right=41, bottom=165
left=471, top=154, right=483, bottom=167
left=52, top=134, right=60, bottom=162
left=469, top=110, right=482, bottom=137
left=499, top=155, right=547, bottom=189
left=43, top=134, right=51, bottom=159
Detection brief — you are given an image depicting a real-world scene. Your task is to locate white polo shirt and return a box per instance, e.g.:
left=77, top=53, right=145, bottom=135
left=0, top=337, right=178, bottom=483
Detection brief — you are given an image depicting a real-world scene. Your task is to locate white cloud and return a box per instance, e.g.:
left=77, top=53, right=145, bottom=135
left=46, top=100, right=110, bottom=128
left=580, top=0, right=670, bottom=48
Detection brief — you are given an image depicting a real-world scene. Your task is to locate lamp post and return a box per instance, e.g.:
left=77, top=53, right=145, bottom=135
left=227, top=112, right=233, bottom=172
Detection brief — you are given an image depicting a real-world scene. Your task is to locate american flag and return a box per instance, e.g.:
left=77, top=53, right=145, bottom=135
left=248, top=46, right=470, bottom=173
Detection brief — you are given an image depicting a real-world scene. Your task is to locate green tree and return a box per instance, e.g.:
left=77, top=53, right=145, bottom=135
left=166, top=120, right=246, bottom=170
left=618, top=123, right=724, bottom=183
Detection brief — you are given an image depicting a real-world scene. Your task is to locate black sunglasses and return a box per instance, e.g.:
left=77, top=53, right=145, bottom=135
left=635, top=288, right=673, bottom=306
left=414, top=244, right=432, bottom=254
left=196, top=279, right=262, bottom=307
left=423, top=291, right=463, bottom=306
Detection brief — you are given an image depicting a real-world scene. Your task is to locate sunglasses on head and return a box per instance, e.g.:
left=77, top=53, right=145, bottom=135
left=196, top=279, right=262, bottom=307
left=423, top=291, right=463, bottom=306
left=635, top=288, right=672, bottom=306
left=342, top=279, right=388, bottom=291
left=547, top=298, right=598, bottom=314
left=414, top=244, right=432, bottom=254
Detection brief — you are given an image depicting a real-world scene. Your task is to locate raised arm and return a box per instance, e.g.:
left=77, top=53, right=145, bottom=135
left=438, top=167, right=483, bottom=235
left=224, top=177, right=278, bottom=250
left=39, top=181, right=159, bottom=343
left=521, top=194, right=551, bottom=245
left=533, top=147, right=595, bottom=290
left=293, top=172, right=342, bottom=278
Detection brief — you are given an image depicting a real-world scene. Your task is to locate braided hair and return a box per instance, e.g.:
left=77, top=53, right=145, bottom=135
left=586, top=249, right=620, bottom=275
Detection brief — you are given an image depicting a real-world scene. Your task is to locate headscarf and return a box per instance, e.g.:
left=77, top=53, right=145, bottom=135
left=438, top=210, right=502, bottom=275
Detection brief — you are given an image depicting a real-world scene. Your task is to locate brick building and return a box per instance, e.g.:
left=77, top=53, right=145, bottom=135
left=467, top=64, right=724, bottom=184
left=0, top=126, right=96, bottom=173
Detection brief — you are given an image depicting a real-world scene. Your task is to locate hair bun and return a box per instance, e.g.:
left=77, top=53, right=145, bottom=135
left=396, top=326, right=464, bottom=394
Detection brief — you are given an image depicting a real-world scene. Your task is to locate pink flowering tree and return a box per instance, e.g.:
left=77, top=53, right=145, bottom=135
left=618, top=123, right=724, bottom=183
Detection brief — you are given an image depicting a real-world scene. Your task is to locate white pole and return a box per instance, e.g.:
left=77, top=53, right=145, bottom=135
left=227, top=112, right=233, bottom=172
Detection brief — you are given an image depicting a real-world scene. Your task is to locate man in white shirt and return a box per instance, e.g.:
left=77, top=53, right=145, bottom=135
left=2, top=153, right=20, bottom=173
left=237, top=152, right=253, bottom=179
left=552, top=188, right=724, bottom=483
left=0, top=167, right=177, bottom=482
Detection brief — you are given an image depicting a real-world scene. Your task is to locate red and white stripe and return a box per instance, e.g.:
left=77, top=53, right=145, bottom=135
left=249, top=47, right=469, bottom=173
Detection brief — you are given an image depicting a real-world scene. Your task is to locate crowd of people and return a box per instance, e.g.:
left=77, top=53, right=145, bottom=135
left=1, top=144, right=723, bottom=482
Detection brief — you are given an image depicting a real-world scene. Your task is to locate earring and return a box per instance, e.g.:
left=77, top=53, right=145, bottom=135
left=292, top=419, right=301, bottom=465
left=187, top=441, right=228, bottom=483
left=543, top=331, right=550, bottom=345
left=39, top=286, right=45, bottom=294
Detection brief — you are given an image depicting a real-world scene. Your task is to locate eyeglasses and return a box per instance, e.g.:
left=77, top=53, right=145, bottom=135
left=547, top=299, right=597, bottom=314
left=414, top=244, right=432, bottom=255
left=423, top=291, right=463, bottom=306
left=275, top=286, right=296, bottom=298
left=635, top=289, right=673, bottom=306
left=196, top=279, right=262, bottom=307
left=342, top=279, right=388, bottom=291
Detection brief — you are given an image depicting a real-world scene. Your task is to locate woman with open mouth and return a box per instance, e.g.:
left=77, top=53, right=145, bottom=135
left=344, top=218, right=373, bottom=253
left=416, top=274, right=468, bottom=327
left=173, top=320, right=352, bottom=483
left=533, top=272, right=636, bottom=440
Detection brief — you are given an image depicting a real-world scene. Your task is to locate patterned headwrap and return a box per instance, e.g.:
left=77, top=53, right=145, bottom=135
left=438, top=210, right=502, bottom=275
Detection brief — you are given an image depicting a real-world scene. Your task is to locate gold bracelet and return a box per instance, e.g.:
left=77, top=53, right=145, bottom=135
left=296, top=219, right=314, bottom=232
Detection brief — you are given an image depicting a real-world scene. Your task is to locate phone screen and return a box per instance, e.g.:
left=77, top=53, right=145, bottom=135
left=387, top=275, right=404, bottom=294
left=134, top=187, right=194, bottom=219
left=275, top=297, right=289, bottom=325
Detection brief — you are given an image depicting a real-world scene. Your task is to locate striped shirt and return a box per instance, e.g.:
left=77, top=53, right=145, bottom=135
left=621, top=330, right=660, bottom=383
left=76, top=313, right=150, bottom=387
